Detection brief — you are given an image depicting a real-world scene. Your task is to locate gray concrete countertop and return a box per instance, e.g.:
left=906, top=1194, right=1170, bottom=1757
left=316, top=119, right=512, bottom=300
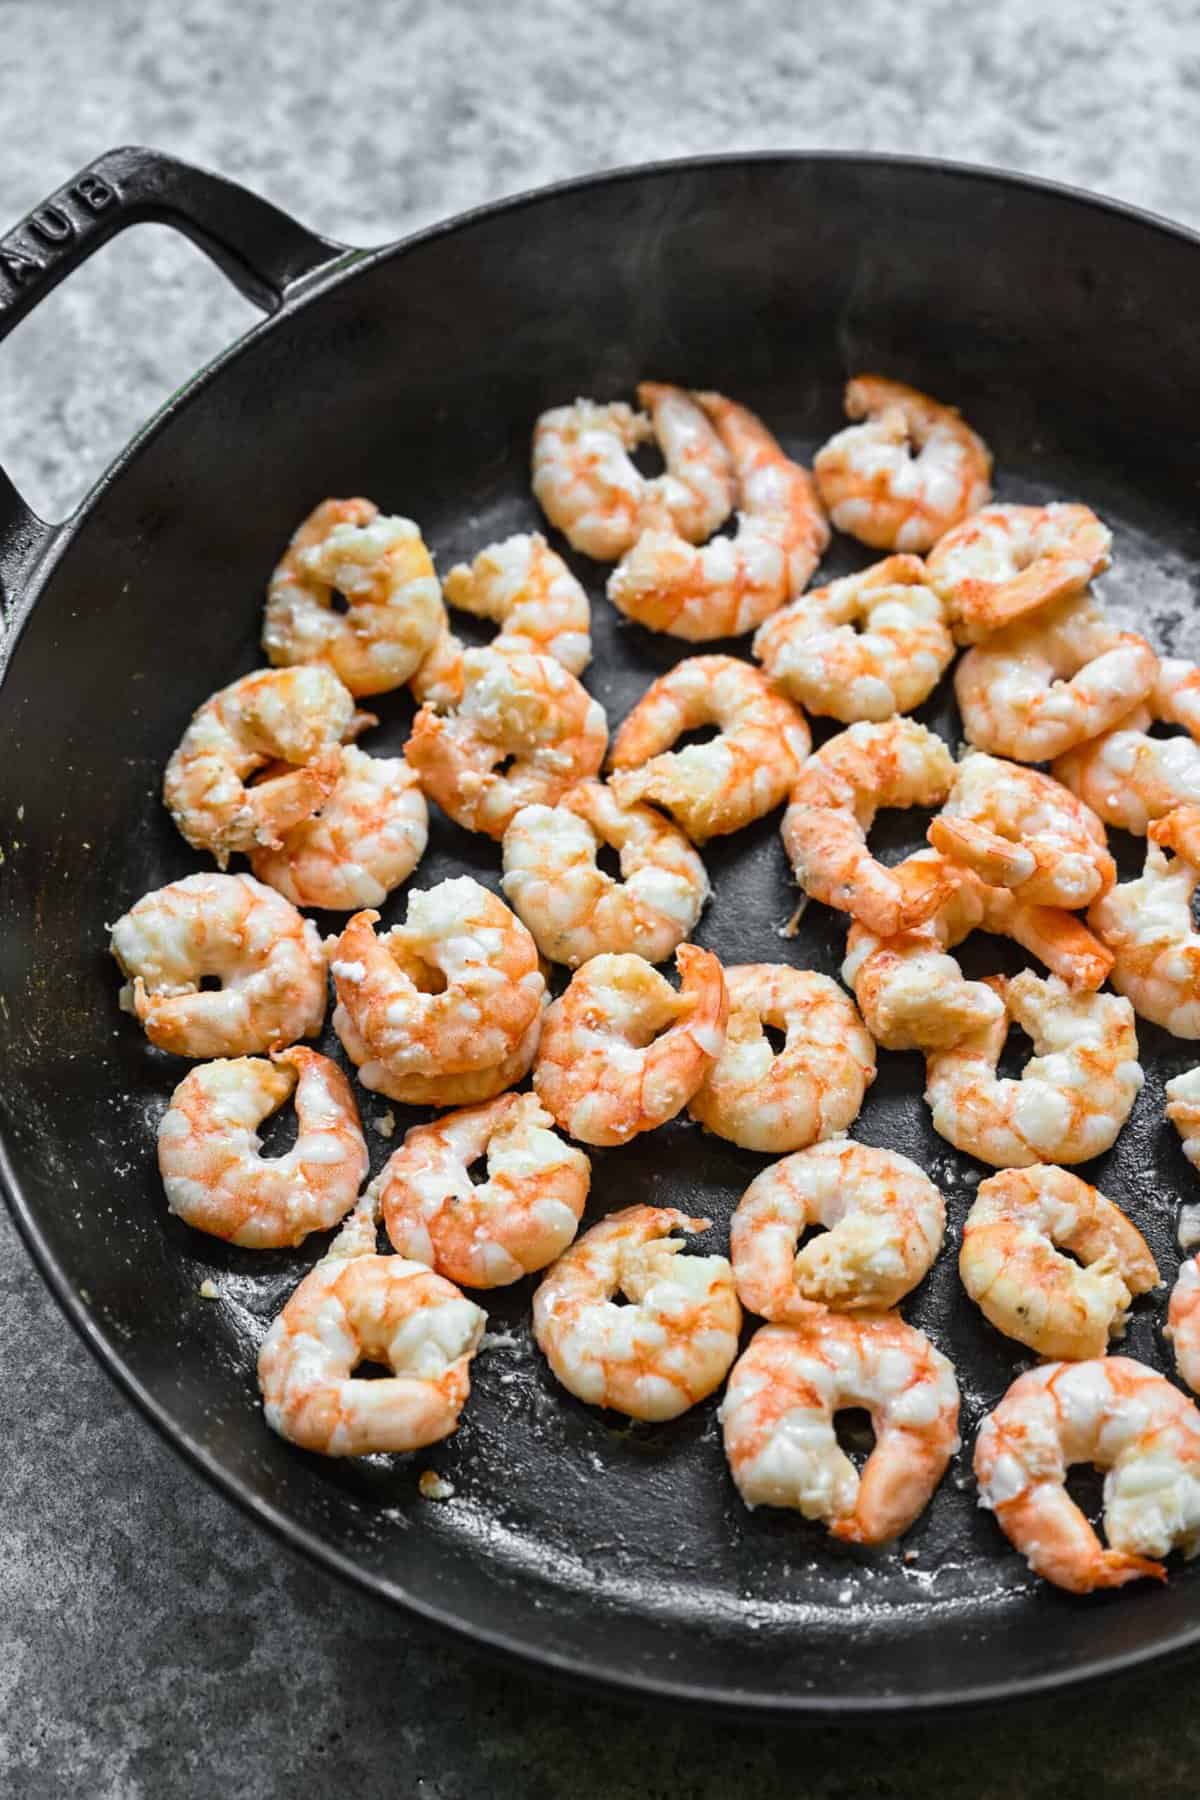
left=4, top=2, right=1200, bottom=1793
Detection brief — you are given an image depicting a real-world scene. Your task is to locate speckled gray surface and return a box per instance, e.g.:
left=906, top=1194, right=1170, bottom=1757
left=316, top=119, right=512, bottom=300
left=4, top=2, right=1200, bottom=1794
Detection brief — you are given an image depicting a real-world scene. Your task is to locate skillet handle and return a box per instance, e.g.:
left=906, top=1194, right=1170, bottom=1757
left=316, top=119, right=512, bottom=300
left=0, top=145, right=349, bottom=598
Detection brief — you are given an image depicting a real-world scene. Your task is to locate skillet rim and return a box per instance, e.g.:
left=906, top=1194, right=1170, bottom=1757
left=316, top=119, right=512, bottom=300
left=3, top=146, right=1200, bottom=1718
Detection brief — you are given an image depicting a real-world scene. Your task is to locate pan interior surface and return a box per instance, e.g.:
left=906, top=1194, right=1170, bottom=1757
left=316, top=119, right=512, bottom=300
left=3, top=156, right=1200, bottom=1713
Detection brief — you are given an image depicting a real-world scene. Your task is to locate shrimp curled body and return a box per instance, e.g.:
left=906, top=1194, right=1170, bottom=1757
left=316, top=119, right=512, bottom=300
left=926, top=502, right=1111, bottom=643
left=1053, top=659, right=1200, bottom=834
left=929, top=751, right=1114, bottom=910
left=1089, top=832, right=1200, bottom=1036
left=250, top=745, right=428, bottom=910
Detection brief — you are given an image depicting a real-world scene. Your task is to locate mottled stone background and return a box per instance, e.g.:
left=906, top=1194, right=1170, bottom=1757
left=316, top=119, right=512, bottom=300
left=2, top=2, right=1199, bottom=1793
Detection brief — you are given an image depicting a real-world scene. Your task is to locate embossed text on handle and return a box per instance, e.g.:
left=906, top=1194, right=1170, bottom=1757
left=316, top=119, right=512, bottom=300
left=0, top=173, right=120, bottom=313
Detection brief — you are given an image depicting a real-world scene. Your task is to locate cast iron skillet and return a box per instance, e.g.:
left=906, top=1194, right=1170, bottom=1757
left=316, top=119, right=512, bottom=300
left=3, top=146, right=1200, bottom=1719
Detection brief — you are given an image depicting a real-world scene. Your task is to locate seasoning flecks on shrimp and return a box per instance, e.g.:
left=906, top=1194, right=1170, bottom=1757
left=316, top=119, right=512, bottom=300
left=688, top=964, right=875, bottom=1153
left=373, top=1093, right=590, bottom=1287
left=609, top=655, right=810, bottom=841
left=974, top=1357, right=1200, bottom=1592
left=249, top=744, right=428, bottom=910
left=258, top=1192, right=486, bottom=1457
left=813, top=375, right=991, bottom=552
left=1089, top=829, right=1200, bottom=1036
left=926, top=502, right=1111, bottom=643
left=157, top=1048, right=367, bottom=1248
left=959, top=1166, right=1160, bottom=1360
left=721, top=1315, right=960, bottom=1544
left=531, top=385, right=734, bottom=561
left=501, top=778, right=709, bottom=968
left=955, top=590, right=1158, bottom=763
left=405, top=646, right=607, bottom=839
left=163, top=665, right=360, bottom=866
left=533, top=944, right=727, bottom=1146
left=928, top=751, right=1115, bottom=910
left=330, top=878, right=545, bottom=1096
left=730, top=1143, right=944, bottom=1320
left=607, top=392, right=828, bottom=641
left=411, top=532, right=591, bottom=710
left=111, top=872, right=327, bottom=1058
left=924, top=971, right=1143, bottom=1167
left=781, top=718, right=956, bottom=936
left=1054, top=659, right=1200, bottom=836
left=753, top=554, right=954, bottom=723
left=532, top=1205, right=741, bottom=1420
left=262, top=497, right=444, bottom=697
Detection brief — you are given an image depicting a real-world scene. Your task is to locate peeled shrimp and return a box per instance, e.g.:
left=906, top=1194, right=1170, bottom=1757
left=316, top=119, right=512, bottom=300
left=262, top=497, right=444, bottom=696
left=373, top=1093, right=589, bottom=1287
left=813, top=375, right=991, bottom=552
left=157, top=1048, right=367, bottom=1248
left=531, top=1204, right=740, bottom=1421
left=781, top=718, right=956, bottom=935
left=721, top=1315, right=960, bottom=1544
left=532, top=385, right=734, bottom=561
left=607, top=391, right=828, bottom=640
left=955, top=591, right=1158, bottom=763
left=843, top=850, right=1114, bottom=1053
left=249, top=745, right=427, bottom=910
left=928, top=751, right=1114, bottom=910
left=926, top=502, right=1111, bottom=643
left=330, top=878, right=544, bottom=1095
left=688, top=964, right=875, bottom=1153
left=257, top=1193, right=486, bottom=1457
left=111, top=872, right=327, bottom=1058
left=974, top=1357, right=1200, bottom=1591
left=753, top=553, right=953, bottom=722
left=1054, top=658, right=1200, bottom=834
left=1167, top=1066, right=1200, bottom=1169
left=163, top=666, right=359, bottom=866
left=1089, top=831, right=1200, bottom=1035
left=405, top=646, right=607, bottom=839
left=959, top=1166, right=1159, bottom=1360
left=336, top=1000, right=545, bottom=1109
left=1166, top=1069, right=1200, bottom=1393
left=730, top=1143, right=944, bottom=1319
left=533, top=944, right=727, bottom=1146
left=501, top=778, right=708, bottom=968
left=609, top=655, right=810, bottom=842
left=411, top=533, right=591, bottom=710
left=924, top=970, right=1143, bottom=1167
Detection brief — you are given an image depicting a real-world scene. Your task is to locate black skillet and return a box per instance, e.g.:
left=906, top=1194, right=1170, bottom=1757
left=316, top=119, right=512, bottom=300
left=3, top=146, right=1200, bottom=1719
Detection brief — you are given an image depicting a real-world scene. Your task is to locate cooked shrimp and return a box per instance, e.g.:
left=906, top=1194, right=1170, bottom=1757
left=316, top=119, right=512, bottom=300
left=960, top=1166, right=1160, bottom=1360
left=781, top=718, right=956, bottom=936
left=163, top=666, right=360, bottom=866
left=258, top=1191, right=486, bottom=1457
left=157, top=1048, right=367, bottom=1248
left=1167, top=1065, right=1200, bottom=1168
left=373, top=1093, right=589, bottom=1287
left=609, top=655, right=810, bottom=841
left=533, top=944, right=727, bottom=1146
left=607, top=392, right=828, bottom=640
left=531, top=1204, right=740, bottom=1420
left=111, top=872, right=327, bottom=1058
left=531, top=385, right=734, bottom=560
left=813, top=375, right=991, bottom=552
left=753, top=554, right=953, bottom=722
left=721, top=1315, right=960, bottom=1544
left=956, top=591, right=1158, bottom=763
left=924, top=971, right=1143, bottom=1167
left=1053, top=658, right=1200, bottom=834
left=336, top=998, right=545, bottom=1108
left=1089, top=834, right=1200, bottom=1035
left=974, top=1357, right=1200, bottom=1591
left=405, top=647, right=607, bottom=839
left=688, top=964, right=875, bottom=1152
left=928, top=751, right=1114, bottom=910
left=262, top=497, right=444, bottom=697
left=1168, top=1258, right=1200, bottom=1395
left=249, top=745, right=427, bottom=910
left=501, top=779, right=708, bottom=968
left=730, top=1143, right=944, bottom=1319
left=330, top=878, right=544, bottom=1095
left=411, top=533, right=591, bottom=710
left=926, top=502, right=1111, bottom=643
left=843, top=850, right=1114, bottom=1053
